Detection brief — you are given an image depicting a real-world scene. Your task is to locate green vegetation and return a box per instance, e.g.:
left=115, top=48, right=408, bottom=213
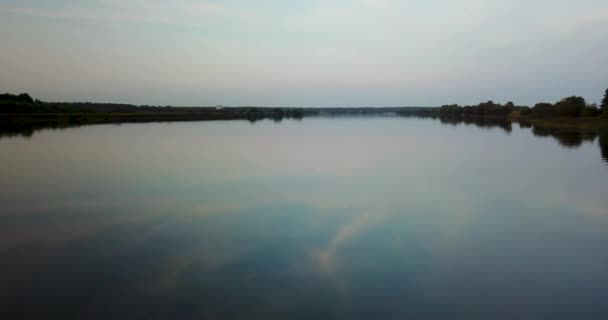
left=436, top=96, right=601, bottom=119
left=529, top=96, right=597, bottom=118
left=439, top=101, right=525, bottom=118
left=0, top=93, right=35, bottom=103
left=397, top=88, right=608, bottom=122
left=1, top=92, right=308, bottom=130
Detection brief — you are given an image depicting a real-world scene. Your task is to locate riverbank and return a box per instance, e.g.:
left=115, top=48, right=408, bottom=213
left=522, top=117, right=608, bottom=130
left=0, top=112, right=263, bottom=138
left=1, top=112, right=251, bottom=126
left=3, top=111, right=608, bottom=131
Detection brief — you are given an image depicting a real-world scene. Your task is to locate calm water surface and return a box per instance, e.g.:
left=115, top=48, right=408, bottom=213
left=1, top=117, right=607, bottom=319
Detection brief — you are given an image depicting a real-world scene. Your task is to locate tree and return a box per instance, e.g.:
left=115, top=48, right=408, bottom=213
left=17, top=93, right=34, bottom=103
left=1, top=93, right=34, bottom=103
left=532, top=102, right=555, bottom=117
left=602, top=88, right=608, bottom=110
left=555, top=96, right=585, bottom=117
left=582, top=104, right=600, bottom=117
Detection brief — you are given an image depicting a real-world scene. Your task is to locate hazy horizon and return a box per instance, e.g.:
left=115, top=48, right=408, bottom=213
left=1, top=0, right=607, bottom=107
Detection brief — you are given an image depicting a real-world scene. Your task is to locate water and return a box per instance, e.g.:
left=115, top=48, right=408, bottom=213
left=1, top=117, right=607, bottom=319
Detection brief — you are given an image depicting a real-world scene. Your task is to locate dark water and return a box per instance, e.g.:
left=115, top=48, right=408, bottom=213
left=1, top=117, right=607, bottom=319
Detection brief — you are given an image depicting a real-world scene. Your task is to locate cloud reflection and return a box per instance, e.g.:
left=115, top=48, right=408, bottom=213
left=313, top=212, right=385, bottom=273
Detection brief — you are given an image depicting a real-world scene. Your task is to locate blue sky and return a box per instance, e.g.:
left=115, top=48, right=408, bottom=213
left=1, top=0, right=607, bottom=107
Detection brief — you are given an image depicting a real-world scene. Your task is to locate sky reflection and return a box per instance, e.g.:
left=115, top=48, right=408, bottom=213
left=1, top=118, right=608, bottom=319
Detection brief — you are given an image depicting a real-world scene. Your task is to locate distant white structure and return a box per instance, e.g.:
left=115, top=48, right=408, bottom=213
left=216, top=105, right=223, bottom=110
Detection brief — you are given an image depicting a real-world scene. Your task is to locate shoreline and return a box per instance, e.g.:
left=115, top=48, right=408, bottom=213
left=2, top=112, right=607, bottom=163
left=3, top=112, right=608, bottom=129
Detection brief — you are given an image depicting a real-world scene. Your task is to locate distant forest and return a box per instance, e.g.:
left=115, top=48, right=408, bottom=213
left=0, top=92, right=308, bottom=121
left=2, top=88, right=608, bottom=120
left=401, top=88, right=608, bottom=120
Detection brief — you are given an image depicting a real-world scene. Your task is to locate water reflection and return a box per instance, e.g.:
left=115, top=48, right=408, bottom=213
left=600, top=130, right=608, bottom=162
left=529, top=123, right=608, bottom=162
left=4, top=116, right=606, bottom=164
left=0, top=123, right=39, bottom=138
left=434, top=116, right=608, bottom=164
left=529, top=125, right=595, bottom=148
left=0, top=122, right=86, bottom=139
left=439, top=117, right=513, bottom=133
left=1, top=117, right=608, bottom=319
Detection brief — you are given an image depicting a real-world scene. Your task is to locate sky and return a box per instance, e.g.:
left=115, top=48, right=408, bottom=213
left=0, top=0, right=607, bottom=107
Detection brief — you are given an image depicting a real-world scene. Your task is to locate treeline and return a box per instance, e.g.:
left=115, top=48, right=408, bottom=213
left=398, top=88, right=608, bottom=120
left=0, top=93, right=140, bottom=113
left=0, top=93, right=37, bottom=103
left=4, top=88, right=608, bottom=121
left=439, top=89, right=608, bottom=119
left=0, top=92, right=306, bottom=121
left=439, top=96, right=606, bottom=119
left=528, top=96, right=603, bottom=118
left=439, top=101, right=527, bottom=118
